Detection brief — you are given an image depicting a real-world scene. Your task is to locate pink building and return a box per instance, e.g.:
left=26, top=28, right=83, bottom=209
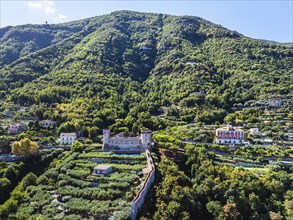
left=216, top=125, right=244, bottom=144
left=8, top=123, right=26, bottom=134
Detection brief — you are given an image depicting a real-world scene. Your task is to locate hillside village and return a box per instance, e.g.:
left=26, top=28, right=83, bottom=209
left=0, top=101, right=292, bottom=218
left=1, top=100, right=292, bottom=165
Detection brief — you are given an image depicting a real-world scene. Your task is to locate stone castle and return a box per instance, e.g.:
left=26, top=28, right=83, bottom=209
left=102, top=129, right=152, bottom=153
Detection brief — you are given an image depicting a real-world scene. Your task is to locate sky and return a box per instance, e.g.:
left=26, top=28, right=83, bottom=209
left=0, top=0, right=292, bottom=43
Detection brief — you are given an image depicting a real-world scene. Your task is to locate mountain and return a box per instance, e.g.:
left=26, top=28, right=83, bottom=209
left=1, top=10, right=293, bottom=220
left=0, top=10, right=292, bottom=132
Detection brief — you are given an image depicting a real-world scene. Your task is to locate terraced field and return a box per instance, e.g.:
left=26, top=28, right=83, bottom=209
left=14, top=148, right=148, bottom=220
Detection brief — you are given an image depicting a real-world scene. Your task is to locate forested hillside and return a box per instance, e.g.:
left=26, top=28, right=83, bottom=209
left=0, top=18, right=91, bottom=69
left=1, top=10, right=292, bottom=134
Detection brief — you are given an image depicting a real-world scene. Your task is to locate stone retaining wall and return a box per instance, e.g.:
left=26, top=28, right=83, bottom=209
left=130, top=149, right=155, bottom=220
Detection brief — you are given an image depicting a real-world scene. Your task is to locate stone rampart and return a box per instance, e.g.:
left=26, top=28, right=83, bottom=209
left=130, top=149, right=155, bottom=220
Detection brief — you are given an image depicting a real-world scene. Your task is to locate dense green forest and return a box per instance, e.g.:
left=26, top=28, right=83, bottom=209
left=140, top=145, right=293, bottom=220
left=1, top=10, right=292, bottom=133
left=0, top=10, right=292, bottom=219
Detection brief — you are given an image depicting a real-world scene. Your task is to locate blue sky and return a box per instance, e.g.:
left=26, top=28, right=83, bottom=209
left=1, top=1, right=292, bottom=43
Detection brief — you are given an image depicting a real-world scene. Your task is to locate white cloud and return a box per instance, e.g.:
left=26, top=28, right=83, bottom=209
left=27, top=0, right=57, bottom=14
left=54, top=14, right=67, bottom=22
left=27, top=1, right=43, bottom=9
left=45, top=6, right=56, bottom=14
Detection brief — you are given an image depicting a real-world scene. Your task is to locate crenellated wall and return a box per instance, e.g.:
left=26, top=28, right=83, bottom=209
left=130, top=149, right=155, bottom=220
left=102, top=129, right=152, bottom=153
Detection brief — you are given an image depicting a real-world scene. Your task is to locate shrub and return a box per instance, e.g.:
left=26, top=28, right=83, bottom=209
left=58, top=180, right=68, bottom=187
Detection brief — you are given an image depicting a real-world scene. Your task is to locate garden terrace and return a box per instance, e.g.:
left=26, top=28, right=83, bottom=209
left=13, top=150, right=149, bottom=219
left=78, top=151, right=146, bottom=160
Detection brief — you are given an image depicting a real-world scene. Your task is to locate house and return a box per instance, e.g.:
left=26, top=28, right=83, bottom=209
left=249, top=128, right=260, bottom=135
left=268, top=98, right=282, bottom=107
left=215, top=125, right=244, bottom=144
left=17, top=107, right=27, bottom=113
left=3, top=110, right=14, bottom=118
left=93, top=165, right=113, bottom=176
left=103, top=129, right=152, bottom=153
left=140, top=46, right=152, bottom=51
left=8, top=123, right=26, bottom=134
left=57, top=133, right=77, bottom=146
left=39, top=120, right=55, bottom=128
left=284, top=132, right=293, bottom=141
left=252, top=138, right=273, bottom=145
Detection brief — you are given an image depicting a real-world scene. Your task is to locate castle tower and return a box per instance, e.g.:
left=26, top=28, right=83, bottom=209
left=141, top=130, right=152, bottom=150
left=103, top=129, right=110, bottom=151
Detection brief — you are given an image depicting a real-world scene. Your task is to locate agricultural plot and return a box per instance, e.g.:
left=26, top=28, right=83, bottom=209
left=13, top=150, right=148, bottom=220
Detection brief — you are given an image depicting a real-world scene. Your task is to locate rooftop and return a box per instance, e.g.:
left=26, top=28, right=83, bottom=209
left=60, top=133, right=76, bottom=136
left=40, top=120, right=54, bottom=122
left=141, top=130, right=151, bottom=133
left=94, top=164, right=112, bottom=170
left=217, top=125, right=243, bottom=131
left=10, top=123, right=26, bottom=127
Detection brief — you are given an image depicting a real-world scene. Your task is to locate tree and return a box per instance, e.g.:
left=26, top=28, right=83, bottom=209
left=284, top=190, right=293, bottom=219
left=21, top=172, right=37, bottom=189
left=4, top=165, right=19, bottom=183
left=71, top=141, right=84, bottom=153
left=88, top=127, right=99, bottom=140
left=0, top=178, right=11, bottom=203
left=206, top=201, right=224, bottom=218
left=223, top=203, right=240, bottom=219
left=269, top=211, right=283, bottom=220
left=28, top=121, right=34, bottom=129
left=132, top=123, right=139, bottom=136
left=12, top=138, right=39, bottom=155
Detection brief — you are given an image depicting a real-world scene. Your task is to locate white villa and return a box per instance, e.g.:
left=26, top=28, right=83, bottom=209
left=102, top=129, right=152, bottom=153
left=57, top=133, right=77, bottom=146
left=268, top=98, right=282, bottom=107
left=215, top=125, right=244, bottom=144
left=8, top=123, right=26, bottom=134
